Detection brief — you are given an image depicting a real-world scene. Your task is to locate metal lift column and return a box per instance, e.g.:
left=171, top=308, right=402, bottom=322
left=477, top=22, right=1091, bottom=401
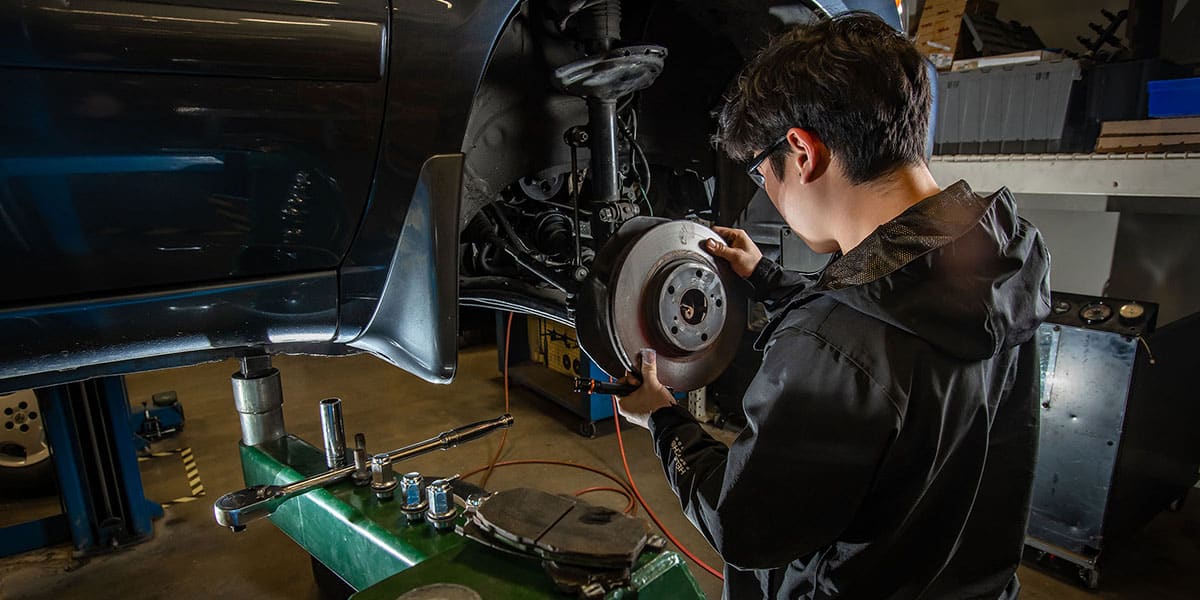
left=8, top=377, right=163, bottom=556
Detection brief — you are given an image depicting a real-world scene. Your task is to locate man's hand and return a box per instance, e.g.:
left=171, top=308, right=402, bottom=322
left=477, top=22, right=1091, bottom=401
left=705, top=226, right=763, bottom=279
left=615, top=349, right=676, bottom=430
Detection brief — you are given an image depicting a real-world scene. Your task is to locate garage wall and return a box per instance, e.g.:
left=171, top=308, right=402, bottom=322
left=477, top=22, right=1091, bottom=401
left=996, top=0, right=1129, bottom=52
left=1018, top=196, right=1200, bottom=327
left=1018, top=206, right=1120, bottom=298
left=1107, top=210, right=1200, bottom=326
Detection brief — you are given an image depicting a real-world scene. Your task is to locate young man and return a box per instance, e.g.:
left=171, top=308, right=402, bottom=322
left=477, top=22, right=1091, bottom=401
left=616, top=12, right=1051, bottom=600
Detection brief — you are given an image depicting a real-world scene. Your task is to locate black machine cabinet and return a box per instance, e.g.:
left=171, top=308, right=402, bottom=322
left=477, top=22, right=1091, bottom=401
left=1027, top=291, right=1200, bottom=586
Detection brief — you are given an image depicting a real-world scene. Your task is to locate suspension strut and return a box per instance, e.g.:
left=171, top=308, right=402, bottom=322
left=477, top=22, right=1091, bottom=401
left=553, top=0, right=666, bottom=243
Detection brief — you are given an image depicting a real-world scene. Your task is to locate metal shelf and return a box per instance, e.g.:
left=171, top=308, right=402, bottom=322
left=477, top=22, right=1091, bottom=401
left=930, top=153, right=1200, bottom=198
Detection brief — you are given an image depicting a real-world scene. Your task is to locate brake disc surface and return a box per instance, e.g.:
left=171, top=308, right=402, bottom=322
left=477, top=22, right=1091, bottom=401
left=576, top=218, right=747, bottom=391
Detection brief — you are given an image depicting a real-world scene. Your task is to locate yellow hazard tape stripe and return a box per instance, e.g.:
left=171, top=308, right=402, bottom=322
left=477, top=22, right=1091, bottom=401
left=154, top=447, right=207, bottom=510
left=160, top=496, right=203, bottom=508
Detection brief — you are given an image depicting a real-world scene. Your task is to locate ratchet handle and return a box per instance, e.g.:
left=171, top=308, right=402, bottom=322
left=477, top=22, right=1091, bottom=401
left=574, top=378, right=639, bottom=396
left=439, top=413, right=514, bottom=448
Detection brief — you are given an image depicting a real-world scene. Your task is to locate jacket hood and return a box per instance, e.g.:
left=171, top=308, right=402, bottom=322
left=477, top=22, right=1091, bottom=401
left=816, top=180, right=1051, bottom=360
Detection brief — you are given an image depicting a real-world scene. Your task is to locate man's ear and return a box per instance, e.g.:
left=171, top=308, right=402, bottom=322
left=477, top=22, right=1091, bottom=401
left=784, top=127, right=827, bottom=184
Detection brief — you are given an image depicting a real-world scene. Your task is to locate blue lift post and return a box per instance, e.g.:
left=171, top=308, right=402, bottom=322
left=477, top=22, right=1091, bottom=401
left=0, top=376, right=162, bottom=557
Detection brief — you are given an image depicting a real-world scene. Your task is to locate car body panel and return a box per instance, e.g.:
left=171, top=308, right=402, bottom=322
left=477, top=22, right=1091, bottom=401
left=0, top=0, right=386, bottom=80
left=337, top=0, right=521, bottom=343
left=0, top=0, right=388, bottom=304
left=346, top=154, right=463, bottom=383
left=0, top=271, right=338, bottom=394
left=0, top=0, right=523, bottom=388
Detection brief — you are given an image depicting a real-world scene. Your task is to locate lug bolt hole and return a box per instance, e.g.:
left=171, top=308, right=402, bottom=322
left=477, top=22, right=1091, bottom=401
left=3, top=422, right=12, bottom=430
left=3, top=408, right=11, bottom=416
left=667, top=285, right=675, bottom=295
left=17, top=402, right=27, bottom=410
left=19, top=424, right=28, bottom=433
left=701, top=333, right=709, bottom=342
left=27, top=412, right=36, bottom=420
left=671, top=326, right=679, bottom=335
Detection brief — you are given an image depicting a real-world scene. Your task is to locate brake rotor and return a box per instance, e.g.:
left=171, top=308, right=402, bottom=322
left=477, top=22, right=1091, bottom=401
left=576, top=218, right=747, bottom=391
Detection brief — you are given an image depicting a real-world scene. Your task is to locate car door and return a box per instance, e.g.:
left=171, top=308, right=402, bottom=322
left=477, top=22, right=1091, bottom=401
left=0, top=0, right=389, bottom=303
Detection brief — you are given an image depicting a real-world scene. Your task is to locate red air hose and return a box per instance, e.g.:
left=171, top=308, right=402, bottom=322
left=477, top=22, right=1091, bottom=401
left=469, top=311, right=724, bottom=581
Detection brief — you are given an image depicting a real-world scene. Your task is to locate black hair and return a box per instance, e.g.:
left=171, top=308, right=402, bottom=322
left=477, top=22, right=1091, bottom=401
left=715, top=11, right=931, bottom=185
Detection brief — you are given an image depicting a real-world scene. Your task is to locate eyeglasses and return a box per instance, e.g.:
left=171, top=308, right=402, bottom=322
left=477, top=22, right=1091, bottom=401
left=746, top=136, right=789, bottom=188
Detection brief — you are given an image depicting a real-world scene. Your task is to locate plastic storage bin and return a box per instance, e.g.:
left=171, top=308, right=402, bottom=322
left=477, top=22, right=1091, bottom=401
left=1148, top=78, right=1200, bottom=118
left=1087, top=60, right=1189, bottom=123
left=934, top=59, right=1085, bottom=154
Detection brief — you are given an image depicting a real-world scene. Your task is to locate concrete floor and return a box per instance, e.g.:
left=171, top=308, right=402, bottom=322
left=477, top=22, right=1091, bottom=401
left=1, top=344, right=1199, bottom=599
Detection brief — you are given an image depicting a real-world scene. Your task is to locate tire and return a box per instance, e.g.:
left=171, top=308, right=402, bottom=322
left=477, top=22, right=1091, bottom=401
left=0, top=390, right=56, bottom=498
left=0, top=459, right=56, bottom=498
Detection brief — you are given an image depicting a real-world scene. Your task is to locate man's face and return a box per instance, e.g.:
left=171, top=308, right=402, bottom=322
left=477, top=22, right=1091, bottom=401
left=753, top=157, right=787, bottom=214
left=753, top=152, right=839, bottom=255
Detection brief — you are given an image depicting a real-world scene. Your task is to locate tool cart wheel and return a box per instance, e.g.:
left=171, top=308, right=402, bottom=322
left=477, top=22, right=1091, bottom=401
left=712, top=413, right=728, bottom=429
left=578, top=421, right=598, bottom=438
left=1079, top=567, right=1100, bottom=589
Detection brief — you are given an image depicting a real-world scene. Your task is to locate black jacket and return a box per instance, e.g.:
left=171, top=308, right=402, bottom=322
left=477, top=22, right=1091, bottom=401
left=648, top=181, right=1051, bottom=599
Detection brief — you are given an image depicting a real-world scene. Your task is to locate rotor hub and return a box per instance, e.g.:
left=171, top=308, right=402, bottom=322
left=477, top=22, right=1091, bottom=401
left=651, top=261, right=726, bottom=354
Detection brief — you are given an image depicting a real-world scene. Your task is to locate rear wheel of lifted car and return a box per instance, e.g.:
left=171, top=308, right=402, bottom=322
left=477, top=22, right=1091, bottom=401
left=0, top=390, right=56, bottom=498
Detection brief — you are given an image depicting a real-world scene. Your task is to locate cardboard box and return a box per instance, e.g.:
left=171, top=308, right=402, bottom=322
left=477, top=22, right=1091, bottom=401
left=951, top=50, right=1066, bottom=72
left=915, top=0, right=1002, bottom=69
left=1095, top=117, right=1200, bottom=152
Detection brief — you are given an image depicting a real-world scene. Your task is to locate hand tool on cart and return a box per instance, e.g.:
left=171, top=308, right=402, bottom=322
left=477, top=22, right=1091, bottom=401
left=213, top=414, right=513, bottom=531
